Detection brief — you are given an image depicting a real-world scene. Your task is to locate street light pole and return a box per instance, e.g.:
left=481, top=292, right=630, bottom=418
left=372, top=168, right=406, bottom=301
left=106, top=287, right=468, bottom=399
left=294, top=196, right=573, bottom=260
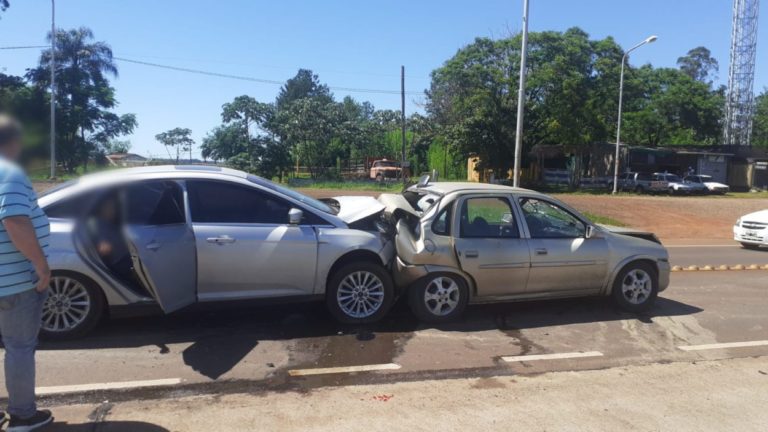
left=49, top=0, right=56, bottom=179
left=612, top=35, right=657, bottom=194
left=512, top=0, right=529, bottom=188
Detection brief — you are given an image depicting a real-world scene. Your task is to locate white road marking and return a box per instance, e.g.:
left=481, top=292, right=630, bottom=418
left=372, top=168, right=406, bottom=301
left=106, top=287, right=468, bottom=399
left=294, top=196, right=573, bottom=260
left=37, top=378, right=182, bottom=395
left=501, top=351, right=603, bottom=362
left=288, top=363, right=401, bottom=377
left=666, top=244, right=738, bottom=248
left=678, top=340, right=768, bottom=351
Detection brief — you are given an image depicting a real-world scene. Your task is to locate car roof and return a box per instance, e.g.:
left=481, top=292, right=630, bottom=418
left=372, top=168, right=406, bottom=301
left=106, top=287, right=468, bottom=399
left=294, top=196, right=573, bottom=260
left=411, top=181, right=540, bottom=196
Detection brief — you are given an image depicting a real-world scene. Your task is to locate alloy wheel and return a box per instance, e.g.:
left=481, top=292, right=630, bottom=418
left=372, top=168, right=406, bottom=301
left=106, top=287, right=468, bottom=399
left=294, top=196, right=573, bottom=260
left=424, top=276, right=460, bottom=316
left=336, top=271, right=385, bottom=319
left=621, top=269, right=652, bottom=305
left=42, top=276, right=92, bottom=333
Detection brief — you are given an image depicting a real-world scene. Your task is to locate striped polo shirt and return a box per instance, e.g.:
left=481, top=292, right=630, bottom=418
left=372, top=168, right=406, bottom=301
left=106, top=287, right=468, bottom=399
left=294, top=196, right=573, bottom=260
left=0, top=158, right=50, bottom=297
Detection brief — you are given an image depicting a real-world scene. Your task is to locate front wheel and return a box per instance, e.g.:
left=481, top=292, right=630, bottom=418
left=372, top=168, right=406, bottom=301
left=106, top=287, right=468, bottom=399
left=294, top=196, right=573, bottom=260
left=741, top=242, right=761, bottom=250
left=611, top=262, right=658, bottom=313
left=326, top=262, right=394, bottom=324
left=408, top=273, right=469, bottom=323
left=40, top=272, right=106, bottom=340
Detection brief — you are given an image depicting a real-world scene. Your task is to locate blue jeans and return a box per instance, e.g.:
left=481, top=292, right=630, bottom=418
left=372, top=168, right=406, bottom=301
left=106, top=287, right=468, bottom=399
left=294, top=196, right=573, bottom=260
left=0, top=289, right=46, bottom=419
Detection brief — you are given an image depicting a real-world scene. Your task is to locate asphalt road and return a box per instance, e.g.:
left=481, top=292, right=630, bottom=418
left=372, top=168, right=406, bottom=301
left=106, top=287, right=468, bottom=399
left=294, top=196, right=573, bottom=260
left=3, top=268, right=765, bottom=405
left=668, top=243, right=768, bottom=267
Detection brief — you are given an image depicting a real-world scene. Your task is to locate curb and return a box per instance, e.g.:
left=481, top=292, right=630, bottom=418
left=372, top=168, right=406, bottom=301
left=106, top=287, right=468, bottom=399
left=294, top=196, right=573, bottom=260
left=671, top=264, right=768, bottom=272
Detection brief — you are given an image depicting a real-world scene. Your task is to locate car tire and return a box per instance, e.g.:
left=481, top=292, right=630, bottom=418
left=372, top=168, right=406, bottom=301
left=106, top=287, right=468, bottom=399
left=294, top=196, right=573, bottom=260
left=326, top=262, right=394, bottom=324
left=408, top=273, right=469, bottom=323
left=741, top=242, right=761, bottom=250
left=611, top=262, right=658, bottom=313
left=375, top=173, right=384, bottom=183
left=40, top=272, right=106, bottom=341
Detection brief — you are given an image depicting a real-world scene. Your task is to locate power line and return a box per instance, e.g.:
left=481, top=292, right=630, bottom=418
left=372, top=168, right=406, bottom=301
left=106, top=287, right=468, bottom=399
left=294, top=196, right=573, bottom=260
left=0, top=45, right=48, bottom=50
left=114, top=56, right=422, bottom=96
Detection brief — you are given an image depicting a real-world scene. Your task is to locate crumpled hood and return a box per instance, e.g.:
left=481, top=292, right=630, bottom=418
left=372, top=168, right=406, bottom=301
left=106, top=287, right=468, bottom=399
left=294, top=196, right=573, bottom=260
left=598, top=224, right=662, bottom=244
left=740, top=209, right=768, bottom=222
left=332, top=196, right=386, bottom=223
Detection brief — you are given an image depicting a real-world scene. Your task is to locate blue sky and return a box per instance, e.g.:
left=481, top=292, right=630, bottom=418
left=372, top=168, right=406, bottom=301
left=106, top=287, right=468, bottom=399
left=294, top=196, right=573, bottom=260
left=1, top=0, right=766, bottom=158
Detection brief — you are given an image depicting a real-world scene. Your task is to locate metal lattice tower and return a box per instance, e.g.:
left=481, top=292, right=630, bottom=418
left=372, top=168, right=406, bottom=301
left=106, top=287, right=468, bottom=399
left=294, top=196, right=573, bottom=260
left=724, top=0, right=760, bottom=146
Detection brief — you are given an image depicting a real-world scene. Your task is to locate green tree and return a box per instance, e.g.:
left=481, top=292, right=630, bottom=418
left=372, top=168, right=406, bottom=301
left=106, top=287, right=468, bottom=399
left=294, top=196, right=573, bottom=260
left=27, top=27, right=135, bottom=172
left=276, top=69, right=332, bottom=111
left=752, top=89, right=768, bottom=148
left=156, top=127, right=194, bottom=163
left=104, top=139, right=132, bottom=154
left=677, top=46, right=719, bottom=84
left=277, top=98, right=344, bottom=178
left=201, top=123, right=249, bottom=162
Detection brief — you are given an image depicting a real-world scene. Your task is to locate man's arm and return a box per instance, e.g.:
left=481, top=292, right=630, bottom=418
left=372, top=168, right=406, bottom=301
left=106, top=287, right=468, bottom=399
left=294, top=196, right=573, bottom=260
left=3, top=216, right=50, bottom=292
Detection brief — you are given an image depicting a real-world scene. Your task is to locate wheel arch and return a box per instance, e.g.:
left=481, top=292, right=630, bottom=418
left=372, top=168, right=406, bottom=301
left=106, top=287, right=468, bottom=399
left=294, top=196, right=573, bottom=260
left=325, top=249, right=385, bottom=293
left=50, top=270, right=108, bottom=311
left=418, top=266, right=477, bottom=298
left=603, top=257, right=659, bottom=296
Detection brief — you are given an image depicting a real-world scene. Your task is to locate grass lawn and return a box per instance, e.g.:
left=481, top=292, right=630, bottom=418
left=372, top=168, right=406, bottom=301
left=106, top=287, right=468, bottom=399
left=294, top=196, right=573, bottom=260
left=581, top=211, right=627, bottom=227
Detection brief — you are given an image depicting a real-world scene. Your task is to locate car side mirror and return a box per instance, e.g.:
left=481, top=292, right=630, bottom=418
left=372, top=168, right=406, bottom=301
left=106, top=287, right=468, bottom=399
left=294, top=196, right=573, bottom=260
left=585, top=224, right=595, bottom=239
left=288, top=208, right=303, bottom=225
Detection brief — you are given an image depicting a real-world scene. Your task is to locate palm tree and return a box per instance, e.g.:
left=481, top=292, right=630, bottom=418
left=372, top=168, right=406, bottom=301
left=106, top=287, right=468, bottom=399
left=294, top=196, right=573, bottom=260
left=27, top=27, right=120, bottom=171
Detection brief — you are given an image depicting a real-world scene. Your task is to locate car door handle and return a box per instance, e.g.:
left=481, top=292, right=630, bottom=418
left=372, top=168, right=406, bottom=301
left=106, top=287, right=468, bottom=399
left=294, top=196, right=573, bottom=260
left=535, top=248, right=548, bottom=255
left=207, top=236, right=236, bottom=244
left=464, top=250, right=479, bottom=258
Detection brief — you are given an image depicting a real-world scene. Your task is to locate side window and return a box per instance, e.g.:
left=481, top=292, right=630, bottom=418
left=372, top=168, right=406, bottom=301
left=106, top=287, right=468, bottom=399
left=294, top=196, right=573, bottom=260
left=460, top=197, right=518, bottom=238
left=125, top=181, right=185, bottom=226
left=519, top=197, right=585, bottom=239
left=44, top=192, right=98, bottom=219
left=431, top=202, right=453, bottom=236
left=187, top=180, right=292, bottom=224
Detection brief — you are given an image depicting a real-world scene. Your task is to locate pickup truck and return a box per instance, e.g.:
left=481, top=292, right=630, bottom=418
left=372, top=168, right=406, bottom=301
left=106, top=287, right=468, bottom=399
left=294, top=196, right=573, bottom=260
left=612, top=172, right=668, bottom=194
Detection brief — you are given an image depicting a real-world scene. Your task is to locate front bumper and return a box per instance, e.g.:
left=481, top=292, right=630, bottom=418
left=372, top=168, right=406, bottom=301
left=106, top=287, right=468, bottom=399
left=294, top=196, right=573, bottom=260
left=733, top=225, right=767, bottom=245
left=658, top=260, right=671, bottom=292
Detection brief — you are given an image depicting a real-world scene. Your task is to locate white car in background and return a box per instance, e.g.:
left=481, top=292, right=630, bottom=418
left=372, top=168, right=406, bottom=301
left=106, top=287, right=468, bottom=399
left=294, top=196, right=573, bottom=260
left=734, top=210, right=768, bottom=249
left=683, top=175, right=730, bottom=194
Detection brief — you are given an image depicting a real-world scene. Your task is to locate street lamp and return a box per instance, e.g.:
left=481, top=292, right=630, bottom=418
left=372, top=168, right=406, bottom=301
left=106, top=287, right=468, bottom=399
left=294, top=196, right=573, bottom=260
left=612, top=35, right=657, bottom=194
left=49, top=0, right=56, bottom=179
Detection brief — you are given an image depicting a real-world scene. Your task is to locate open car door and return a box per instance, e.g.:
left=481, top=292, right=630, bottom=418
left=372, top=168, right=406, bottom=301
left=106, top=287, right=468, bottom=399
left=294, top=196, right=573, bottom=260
left=123, top=180, right=197, bottom=313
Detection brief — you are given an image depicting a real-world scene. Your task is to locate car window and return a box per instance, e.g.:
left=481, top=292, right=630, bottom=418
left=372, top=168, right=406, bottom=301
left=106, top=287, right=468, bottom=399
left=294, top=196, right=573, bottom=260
left=44, top=191, right=99, bottom=219
left=519, top=197, right=585, bottom=239
left=460, top=197, right=518, bottom=238
left=637, top=173, right=651, bottom=181
left=188, top=180, right=303, bottom=225
left=432, top=202, right=453, bottom=236
left=125, top=181, right=186, bottom=226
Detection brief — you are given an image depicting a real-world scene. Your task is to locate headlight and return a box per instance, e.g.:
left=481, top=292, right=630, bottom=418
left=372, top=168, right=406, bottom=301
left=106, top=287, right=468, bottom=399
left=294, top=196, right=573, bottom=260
left=736, top=218, right=742, bottom=227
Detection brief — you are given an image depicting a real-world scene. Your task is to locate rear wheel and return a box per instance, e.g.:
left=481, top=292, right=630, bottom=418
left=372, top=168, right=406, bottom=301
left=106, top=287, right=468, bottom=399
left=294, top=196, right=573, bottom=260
left=408, top=273, right=469, bottom=323
left=326, top=262, right=394, bottom=324
left=40, top=273, right=105, bottom=340
left=611, top=262, right=658, bottom=313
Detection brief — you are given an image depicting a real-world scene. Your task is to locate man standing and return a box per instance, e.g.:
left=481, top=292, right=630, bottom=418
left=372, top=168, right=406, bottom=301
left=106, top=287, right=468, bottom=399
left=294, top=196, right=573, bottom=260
left=0, top=115, right=53, bottom=431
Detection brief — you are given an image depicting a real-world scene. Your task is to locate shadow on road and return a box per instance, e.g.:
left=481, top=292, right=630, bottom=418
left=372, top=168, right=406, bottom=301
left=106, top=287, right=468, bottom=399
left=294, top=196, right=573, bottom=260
left=50, top=421, right=169, bottom=431
left=36, top=295, right=703, bottom=379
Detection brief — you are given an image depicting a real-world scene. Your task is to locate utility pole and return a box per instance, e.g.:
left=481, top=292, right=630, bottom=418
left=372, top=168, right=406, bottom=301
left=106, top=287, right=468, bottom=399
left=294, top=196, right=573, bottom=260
left=512, top=0, right=529, bottom=188
left=49, top=0, right=56, bottom=179
left=401, top=65, right=407, bottom=184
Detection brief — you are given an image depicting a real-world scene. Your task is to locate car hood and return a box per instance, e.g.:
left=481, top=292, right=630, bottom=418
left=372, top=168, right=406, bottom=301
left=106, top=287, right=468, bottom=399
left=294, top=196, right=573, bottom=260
left=669, top=181, right=692, bottom=188
left=703, top=182, right=728, bottom=188
left=740, top=209, right=768, bottom=223
left=598, top=224, right=662, bottom=244
left=332, top=196, right=386, bottom=224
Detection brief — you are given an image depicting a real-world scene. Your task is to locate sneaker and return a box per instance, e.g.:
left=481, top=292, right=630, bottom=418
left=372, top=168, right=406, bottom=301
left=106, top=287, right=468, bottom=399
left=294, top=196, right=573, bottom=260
left=7, top=410, right=53, bottom=432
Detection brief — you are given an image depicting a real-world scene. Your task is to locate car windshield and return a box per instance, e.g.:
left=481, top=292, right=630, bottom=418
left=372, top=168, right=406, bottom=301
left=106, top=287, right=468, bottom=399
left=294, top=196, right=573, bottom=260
left=375, top=161, right=399, bottom=168
left=665, top=174, right=682, bottom=182
left=247, top=175, right=337, bottom=215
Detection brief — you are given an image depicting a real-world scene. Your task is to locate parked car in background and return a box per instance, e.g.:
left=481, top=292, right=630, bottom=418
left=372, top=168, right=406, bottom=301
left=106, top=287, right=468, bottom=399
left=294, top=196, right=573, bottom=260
left=381, top=178, right=670, bottom=323
left=734, top=210, right=768, bottom=249
left=612, top=172, right=668, bottom=194
left=39, top=166, right=396, bottom=339
left=684, top=175, right=730, bottom=194
left=370, top=159, right=403, bottom=181
left=653, top=173, right=705, bottom=195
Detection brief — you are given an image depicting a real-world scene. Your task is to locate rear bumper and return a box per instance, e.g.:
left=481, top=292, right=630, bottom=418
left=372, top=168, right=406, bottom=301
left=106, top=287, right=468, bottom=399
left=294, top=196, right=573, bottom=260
left=393, top=256, right=428, bottom=288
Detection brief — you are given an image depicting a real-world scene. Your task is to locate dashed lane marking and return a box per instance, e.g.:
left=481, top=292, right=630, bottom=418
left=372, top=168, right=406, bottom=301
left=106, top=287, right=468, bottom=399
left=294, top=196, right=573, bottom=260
left=678, top=340, right=768, bottom=352
left=501, top=351, right=604, bottom=362
left=288, top=363, right=402, bottom=377
left=37, top=378, right=183, bottom=396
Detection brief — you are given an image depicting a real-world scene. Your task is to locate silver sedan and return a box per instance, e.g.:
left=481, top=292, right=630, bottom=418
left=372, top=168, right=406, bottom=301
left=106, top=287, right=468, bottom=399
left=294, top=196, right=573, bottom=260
left=39, top=166, right=395, bottom=339
left=385, top=179, right=671, bottom=322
